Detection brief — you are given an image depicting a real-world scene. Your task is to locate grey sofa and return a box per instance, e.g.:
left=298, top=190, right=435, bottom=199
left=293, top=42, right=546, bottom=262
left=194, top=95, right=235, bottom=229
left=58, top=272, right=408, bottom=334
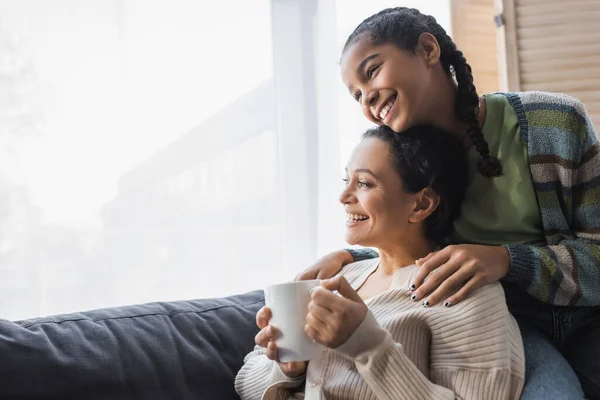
left=0, top=290, right=264, bottom=399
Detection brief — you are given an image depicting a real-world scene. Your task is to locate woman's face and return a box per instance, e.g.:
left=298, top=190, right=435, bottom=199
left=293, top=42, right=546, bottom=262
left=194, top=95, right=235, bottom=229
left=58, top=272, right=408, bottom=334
left=340, top=35, right=438, bottom=133
left=340, top=137, right=419, bottom=248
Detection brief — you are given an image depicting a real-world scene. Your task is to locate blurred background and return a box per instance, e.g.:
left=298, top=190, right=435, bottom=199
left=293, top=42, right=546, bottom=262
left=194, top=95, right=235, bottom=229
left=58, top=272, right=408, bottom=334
left=0, top=0, right=597, bottom=320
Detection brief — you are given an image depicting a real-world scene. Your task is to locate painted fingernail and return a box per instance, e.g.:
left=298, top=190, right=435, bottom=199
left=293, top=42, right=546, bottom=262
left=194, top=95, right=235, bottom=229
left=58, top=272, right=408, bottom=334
left=423, top=300, right=429, bottom=308
left=411, top=294, right=418, bottom=301
left=409, top=283, right=416, bottom=291
left=444, top=301, right=452, bottom=308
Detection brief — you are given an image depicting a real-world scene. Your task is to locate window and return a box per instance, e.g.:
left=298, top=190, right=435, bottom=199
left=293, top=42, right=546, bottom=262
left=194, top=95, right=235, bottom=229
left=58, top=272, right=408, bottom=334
left=0, top=0, right=283, bottom=319
left=0, top=0, right=452, bottom=320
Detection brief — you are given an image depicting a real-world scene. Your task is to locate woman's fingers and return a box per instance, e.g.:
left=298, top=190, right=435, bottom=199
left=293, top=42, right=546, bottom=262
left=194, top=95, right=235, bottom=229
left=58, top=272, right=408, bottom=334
left=305, top=307, right=329, bottom=342
left=255, top=306, right=272, bottom=329
left=308, top=298, right=334, bottom=321
left=266, top=340, right=280, bottom=361
left=268, top=340, right=307, bottom=377
left=305, top=299, right=333, bottom=344
left=255, top=325, right=278, bottom=348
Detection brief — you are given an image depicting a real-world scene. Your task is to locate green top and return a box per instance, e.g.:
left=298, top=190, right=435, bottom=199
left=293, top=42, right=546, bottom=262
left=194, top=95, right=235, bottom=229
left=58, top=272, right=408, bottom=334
left=349, top=91, right=600, bottom=306
left=450, top=93, right=545, bottom=246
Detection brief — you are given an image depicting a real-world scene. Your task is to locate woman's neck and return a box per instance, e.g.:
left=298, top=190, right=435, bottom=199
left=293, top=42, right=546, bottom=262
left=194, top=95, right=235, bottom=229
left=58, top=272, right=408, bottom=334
left=376, top=239, right=436, bottom=275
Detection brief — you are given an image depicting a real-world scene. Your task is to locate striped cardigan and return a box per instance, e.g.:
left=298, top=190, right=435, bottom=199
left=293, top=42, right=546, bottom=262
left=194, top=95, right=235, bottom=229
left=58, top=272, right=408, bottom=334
left=350, top=91, right=600, bottom=307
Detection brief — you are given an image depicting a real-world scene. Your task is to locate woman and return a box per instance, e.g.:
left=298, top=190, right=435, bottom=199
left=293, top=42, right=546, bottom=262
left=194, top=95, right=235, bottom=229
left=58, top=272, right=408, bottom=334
left=298, top=7, right=600, bottom=399
left=235, top=125, right=524, bottom=400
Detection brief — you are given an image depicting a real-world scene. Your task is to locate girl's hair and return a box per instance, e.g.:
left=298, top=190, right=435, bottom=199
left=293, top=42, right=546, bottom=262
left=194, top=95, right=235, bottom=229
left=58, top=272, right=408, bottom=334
left=345, top=7, right=502, bottom=177
left=363, top=125, right=468, bottom=243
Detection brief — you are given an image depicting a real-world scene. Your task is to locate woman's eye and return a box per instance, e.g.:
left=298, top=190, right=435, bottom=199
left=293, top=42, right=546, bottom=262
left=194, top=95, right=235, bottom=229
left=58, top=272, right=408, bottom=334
left=354, top=92, right=362, bottom=102
left=358, top=181, right=371, bottom=188
left=367, top=65, right=379, bottom=79
left=342, top=178, right=349, bottom=185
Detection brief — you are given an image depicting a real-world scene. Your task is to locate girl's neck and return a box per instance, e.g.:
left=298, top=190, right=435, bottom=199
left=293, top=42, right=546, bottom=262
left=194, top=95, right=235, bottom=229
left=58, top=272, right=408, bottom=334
left=425, top=74, right=486, bottom=146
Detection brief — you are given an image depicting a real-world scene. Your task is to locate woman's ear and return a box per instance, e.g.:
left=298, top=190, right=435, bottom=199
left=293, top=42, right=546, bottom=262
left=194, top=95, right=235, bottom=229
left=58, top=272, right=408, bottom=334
left=408, top=187, right=440, bottom=223
left=417, top=33, right=441, bottom=68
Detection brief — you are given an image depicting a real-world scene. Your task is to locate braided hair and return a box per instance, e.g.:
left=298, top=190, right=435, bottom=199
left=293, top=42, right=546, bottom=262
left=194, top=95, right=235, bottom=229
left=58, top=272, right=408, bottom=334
left=344, top=7, right=503, bottom=177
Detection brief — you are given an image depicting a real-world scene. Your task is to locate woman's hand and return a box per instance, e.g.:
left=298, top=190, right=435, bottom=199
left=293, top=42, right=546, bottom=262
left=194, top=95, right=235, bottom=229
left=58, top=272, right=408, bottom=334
left=254, top=306, right=307, bottom=378
left=295, top=250, right=354, bottom=281
left=304, top=276, right=368, bottom=348
left=411, top=244, right=510, bottom=307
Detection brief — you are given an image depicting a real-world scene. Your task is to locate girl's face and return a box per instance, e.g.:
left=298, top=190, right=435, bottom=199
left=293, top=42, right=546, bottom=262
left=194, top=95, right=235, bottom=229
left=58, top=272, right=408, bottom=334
left=339, top=137, right=419, bottom=249
left=340, top=35, right=439, bottom=133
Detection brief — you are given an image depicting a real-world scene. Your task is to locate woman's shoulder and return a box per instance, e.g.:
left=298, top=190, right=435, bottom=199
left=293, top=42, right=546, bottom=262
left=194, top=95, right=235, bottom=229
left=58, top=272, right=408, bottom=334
left=428, top=282, right=512, bottom=345
left=340, top=257, right=379, bottom=272
left=446, top=282, right=507, bottom=315
left=466, top=281, right=506, bottom=300
left=338, top=258, right=379, bottom=287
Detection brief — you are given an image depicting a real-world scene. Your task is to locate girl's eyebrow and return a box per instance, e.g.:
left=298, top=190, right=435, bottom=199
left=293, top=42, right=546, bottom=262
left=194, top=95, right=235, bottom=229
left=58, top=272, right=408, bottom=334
left=357, top=53, right=380, bottom=75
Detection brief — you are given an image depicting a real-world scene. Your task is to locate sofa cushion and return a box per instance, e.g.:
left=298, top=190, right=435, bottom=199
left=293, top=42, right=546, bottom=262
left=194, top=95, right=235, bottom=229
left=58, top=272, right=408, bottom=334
left=0, top=290, right=264, bottom=399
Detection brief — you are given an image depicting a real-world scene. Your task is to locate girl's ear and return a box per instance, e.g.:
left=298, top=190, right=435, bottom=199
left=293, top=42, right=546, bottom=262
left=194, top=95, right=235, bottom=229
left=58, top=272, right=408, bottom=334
left=417, top=33, right=441, bottom=68
left=408, top=187, right=439, bottom=223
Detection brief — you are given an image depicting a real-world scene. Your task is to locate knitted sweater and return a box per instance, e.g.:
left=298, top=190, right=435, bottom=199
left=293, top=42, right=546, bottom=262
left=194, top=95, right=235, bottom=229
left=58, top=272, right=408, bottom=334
left=235, top=259, right=525, bottom=400
left=350, top=92, right=600, bottom=306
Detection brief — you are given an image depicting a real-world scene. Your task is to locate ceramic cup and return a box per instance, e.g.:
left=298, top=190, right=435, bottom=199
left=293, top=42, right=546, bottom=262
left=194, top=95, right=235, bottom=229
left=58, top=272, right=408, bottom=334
left=264, top=280, right=323, bottom=362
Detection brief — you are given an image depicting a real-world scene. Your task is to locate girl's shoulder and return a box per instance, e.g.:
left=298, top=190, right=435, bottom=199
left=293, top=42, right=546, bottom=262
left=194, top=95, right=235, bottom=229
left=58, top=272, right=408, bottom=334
left=495, top=91, right=589, bottom=121
left=491, top=91, right=596, bottom=151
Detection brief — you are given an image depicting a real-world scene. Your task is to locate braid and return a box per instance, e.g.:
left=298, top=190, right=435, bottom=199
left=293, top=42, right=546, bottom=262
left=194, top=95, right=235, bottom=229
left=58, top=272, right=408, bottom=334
left=343, top=7, right=503, bottom=177
left=439, top=35, right=503, bottom=177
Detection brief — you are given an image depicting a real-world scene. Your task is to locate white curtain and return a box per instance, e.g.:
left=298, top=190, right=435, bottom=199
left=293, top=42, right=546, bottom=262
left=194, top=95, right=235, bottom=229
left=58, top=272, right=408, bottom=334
left=0, top=0, right=449, bottom=320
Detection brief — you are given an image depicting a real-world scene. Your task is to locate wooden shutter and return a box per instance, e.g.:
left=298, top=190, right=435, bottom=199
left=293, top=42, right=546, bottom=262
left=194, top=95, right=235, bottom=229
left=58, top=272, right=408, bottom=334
left=495, top=0, right=600, bottom=128
left=451, top=0, right=500, bottom=95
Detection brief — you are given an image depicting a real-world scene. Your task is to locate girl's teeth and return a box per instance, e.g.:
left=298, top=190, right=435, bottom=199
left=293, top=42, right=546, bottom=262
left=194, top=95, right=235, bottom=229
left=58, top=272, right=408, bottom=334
left=379, top=100, right=394, bottom=120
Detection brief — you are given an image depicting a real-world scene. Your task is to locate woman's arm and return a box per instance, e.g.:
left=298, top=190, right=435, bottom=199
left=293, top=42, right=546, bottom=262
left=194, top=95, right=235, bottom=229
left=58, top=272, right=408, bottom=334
left=335, top=306, right=522, bottom=400
left=335, top=312, right=455, bottom=400
left=307, top=277, right=523, bottom=400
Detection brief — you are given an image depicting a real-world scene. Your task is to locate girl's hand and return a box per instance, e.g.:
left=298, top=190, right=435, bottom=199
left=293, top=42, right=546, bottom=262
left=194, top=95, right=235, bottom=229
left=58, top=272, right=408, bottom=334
left=304, top=276, right=368, bottom=348
left=254, top=306, right=307, bottom=378
left=295, top=250, right=354, bottom=281
left=411, top=244, right=510, bottom=307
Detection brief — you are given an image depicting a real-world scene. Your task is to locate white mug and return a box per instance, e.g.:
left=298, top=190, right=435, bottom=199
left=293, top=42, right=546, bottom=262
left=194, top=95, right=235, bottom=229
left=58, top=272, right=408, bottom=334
left=264, top=280, right=323, bottom=362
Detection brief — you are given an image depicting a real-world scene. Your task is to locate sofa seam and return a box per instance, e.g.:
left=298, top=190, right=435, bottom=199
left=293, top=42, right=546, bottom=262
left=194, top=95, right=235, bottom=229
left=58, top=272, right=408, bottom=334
left=20, top=298, right=265, bottom=328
